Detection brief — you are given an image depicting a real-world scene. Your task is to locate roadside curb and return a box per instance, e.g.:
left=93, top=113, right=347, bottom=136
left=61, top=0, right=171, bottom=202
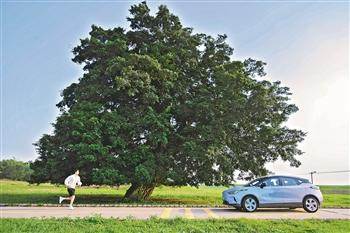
left=0, top=203, right=347, bottom=209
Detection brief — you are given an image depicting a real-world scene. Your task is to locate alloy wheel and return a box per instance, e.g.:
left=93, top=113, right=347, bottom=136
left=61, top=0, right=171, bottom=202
left=244, top=197, right=257, bottom=212
left=304, top=197, right=318, bottom=212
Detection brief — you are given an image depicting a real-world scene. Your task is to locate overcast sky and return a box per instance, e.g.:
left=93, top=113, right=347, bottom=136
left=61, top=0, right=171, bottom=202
left=2, top=0, right=349, bottom=184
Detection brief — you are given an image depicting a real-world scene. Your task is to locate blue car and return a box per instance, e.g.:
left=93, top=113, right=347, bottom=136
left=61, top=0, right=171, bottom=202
left=222, top=175, right=323, bottom=212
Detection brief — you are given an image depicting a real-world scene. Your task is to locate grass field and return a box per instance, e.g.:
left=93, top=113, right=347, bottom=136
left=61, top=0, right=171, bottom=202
left=0, top=180, right=349, bottom=208
left=1, top=217, right=350, bottom=233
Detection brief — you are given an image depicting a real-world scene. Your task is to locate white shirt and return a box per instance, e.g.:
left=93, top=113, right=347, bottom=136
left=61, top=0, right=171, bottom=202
left=64, top=174, right=82, bottom=189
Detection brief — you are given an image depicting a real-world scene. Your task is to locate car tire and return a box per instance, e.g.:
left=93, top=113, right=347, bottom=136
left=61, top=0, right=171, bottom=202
left=303, top=196, right=319, bottom=213
left=242, top=196, right=258, bottom=212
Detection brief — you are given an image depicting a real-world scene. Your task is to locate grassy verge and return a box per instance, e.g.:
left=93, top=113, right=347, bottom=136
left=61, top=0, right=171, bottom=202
left=1, top=180, right=349, bottom=208
left=1, top=217, right=350, bottom=233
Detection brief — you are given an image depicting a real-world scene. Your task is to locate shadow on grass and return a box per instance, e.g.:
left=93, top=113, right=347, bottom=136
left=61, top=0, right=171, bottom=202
left=0, top=193, right=213, bottom=205
left=0, top=193, right=120, bottom=204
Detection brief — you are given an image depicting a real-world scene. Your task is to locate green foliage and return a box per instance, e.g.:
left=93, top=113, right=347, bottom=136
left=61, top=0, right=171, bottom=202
left=1, top=218, right=350, bottom=233
left=0, top=159, right=33, bottom=181
left=31, top=1, right=305, bottom=198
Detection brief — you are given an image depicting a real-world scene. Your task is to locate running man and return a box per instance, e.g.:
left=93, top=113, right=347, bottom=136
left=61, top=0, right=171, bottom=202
left=59, top=170, right=82, bottom=209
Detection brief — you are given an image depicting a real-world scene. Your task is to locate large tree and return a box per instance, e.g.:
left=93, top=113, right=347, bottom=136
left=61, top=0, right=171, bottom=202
left=31, top=2, right=305, bottom=200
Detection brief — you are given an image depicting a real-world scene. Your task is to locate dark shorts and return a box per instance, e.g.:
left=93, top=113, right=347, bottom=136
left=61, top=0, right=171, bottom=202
left=67, top=188, right=75, bottom=197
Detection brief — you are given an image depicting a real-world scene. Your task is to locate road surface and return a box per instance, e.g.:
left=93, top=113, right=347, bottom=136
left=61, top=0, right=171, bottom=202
left=1, top=207, right=349, bottom=219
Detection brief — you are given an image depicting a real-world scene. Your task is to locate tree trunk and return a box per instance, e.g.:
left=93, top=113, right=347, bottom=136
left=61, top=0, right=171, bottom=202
left=123, top=183, right=156, bottom=201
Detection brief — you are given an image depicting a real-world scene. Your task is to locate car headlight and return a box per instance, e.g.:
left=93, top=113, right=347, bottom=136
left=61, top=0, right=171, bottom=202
left=228, top=190, right=239, bottom=195
left=310, top=186, right=320, bottom=190
left=227, top=189, right=247, bottom=195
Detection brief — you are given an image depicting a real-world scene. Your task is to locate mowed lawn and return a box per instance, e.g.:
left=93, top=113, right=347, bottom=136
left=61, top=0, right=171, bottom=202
left=0, top=180, right=349, bottom=208
left=1, top=217, right=350, bottom=233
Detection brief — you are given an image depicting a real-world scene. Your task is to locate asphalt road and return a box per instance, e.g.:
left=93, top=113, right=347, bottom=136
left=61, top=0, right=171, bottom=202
left=1, top=207, right=350, bottom=219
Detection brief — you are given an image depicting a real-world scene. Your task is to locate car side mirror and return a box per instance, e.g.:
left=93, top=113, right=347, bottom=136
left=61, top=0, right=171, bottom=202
left=260, top=182, right=266, bottom=189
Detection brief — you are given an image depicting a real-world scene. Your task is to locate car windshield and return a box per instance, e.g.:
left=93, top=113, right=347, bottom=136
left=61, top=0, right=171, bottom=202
left=244, top=178, right=262, bottom=187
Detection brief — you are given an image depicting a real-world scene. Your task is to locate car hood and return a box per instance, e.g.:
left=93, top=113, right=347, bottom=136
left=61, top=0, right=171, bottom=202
left=224, top=186, right=244, bottom=193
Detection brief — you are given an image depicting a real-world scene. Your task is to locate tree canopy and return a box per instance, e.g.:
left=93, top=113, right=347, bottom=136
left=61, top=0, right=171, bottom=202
left=0, top=159, right=33, bottom=181
left=30, top=1, right=305, bottom=200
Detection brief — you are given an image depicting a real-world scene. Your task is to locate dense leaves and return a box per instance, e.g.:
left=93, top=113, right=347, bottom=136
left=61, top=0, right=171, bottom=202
left=0, top=159, right=33, bottom=181
left=31, top=2, right=305, bottom=199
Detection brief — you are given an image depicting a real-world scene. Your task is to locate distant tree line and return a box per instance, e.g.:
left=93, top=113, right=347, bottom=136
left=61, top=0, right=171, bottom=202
left=0, top=159, right=33, bottom=181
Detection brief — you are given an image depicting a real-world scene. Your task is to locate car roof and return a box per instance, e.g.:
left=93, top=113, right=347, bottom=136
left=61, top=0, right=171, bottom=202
left=257, top=175, right=308, bottom=180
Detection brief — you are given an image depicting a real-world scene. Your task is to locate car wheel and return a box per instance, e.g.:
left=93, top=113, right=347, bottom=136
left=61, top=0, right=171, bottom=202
left=242, top=196, right=258, bottom=212
left=303, top=196, right=319, bottom=213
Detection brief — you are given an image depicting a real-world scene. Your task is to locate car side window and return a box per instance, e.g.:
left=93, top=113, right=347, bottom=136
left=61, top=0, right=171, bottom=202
left=281, top=177, right=298, bottom=186
left=250, top=180, right=261, bottom=187
left=297, top=178, right=311, bottom=184
left=264, top=177, right=280, bottom=186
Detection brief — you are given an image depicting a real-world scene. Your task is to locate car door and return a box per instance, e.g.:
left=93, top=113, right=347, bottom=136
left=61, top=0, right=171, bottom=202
left=258, top=177, right=285, bottom=205
left=279, top=177, right=304, bottom=203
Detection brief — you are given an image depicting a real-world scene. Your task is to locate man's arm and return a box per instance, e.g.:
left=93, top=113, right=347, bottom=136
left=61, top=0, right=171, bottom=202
left=77, top=176, right=82, bottom=186
left=64, top=175, right=72, bottom=187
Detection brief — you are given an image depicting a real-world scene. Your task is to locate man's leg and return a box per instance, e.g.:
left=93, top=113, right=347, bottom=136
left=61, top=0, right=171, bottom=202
left=67, top=188, right=76, bottom=209
left=69, top=195, right=75, bottom=207
left=59, top=196, right=70, bottom=203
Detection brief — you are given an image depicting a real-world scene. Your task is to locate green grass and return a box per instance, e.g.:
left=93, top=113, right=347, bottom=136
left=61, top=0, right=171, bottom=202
left=1, top=180, right=349, bottom=208
left=1, top=217, right=349, bottom=233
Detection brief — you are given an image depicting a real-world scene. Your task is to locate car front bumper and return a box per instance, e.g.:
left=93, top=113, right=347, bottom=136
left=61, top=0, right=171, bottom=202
left=222, top=192, right=240, bottom=207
